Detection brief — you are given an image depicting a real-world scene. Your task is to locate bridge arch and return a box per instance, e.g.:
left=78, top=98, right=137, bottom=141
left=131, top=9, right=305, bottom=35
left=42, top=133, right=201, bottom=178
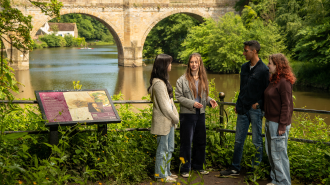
left=141, top=10, right=210, bottom=49
left=31, top=9, right=124, bottom=64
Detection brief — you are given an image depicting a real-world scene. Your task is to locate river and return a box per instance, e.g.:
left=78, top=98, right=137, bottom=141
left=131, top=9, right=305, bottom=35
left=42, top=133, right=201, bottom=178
left=14, top=45, right=330, bottom=121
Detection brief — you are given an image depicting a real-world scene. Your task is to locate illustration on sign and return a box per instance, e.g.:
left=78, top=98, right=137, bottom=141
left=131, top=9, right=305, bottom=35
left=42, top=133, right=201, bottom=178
left=37, top=90, right=118, bottom=123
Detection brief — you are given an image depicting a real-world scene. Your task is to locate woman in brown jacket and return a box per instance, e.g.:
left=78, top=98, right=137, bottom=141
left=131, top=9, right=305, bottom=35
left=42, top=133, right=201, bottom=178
left=264, top=53, right=296, bottom=185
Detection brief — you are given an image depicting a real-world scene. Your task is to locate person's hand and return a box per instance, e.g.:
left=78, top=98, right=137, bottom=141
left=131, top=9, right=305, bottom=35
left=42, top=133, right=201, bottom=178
left=234, top=107, right=237, bottom=114
left=210, top=99, right=218, bottom=108
left=252, top=102, right=259, bottom=109
left=193, top=102, right=203, bottom=108
left=278, top=130, right=285, bottom=136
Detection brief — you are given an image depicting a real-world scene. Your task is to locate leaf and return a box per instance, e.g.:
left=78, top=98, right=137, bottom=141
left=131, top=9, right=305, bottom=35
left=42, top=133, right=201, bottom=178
left=5, top=73, right=12, bottom=86
left=22, top=144, right=29, bottom=152
left=3, top=132, right=28, bottom=140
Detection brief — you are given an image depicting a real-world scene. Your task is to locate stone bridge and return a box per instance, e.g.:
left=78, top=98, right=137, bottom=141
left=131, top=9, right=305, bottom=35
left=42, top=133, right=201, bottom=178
left=2, top=0, right=239, bottom=70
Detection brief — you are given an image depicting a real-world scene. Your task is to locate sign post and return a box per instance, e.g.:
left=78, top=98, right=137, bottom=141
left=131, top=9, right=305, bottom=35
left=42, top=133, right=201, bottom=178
left=35, top=89, right=121, bottom=145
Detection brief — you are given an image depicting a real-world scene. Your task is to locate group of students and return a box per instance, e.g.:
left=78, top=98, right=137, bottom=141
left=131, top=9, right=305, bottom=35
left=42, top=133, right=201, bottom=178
left=148, top=40, right=295, bottom=185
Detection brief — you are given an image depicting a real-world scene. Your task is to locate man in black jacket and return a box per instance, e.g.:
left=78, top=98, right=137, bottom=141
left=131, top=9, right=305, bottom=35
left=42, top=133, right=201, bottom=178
left=220, top=41, right=269, bottom=178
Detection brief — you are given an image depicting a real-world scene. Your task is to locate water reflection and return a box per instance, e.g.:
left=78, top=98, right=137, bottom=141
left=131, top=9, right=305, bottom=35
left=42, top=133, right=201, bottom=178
left=114, top=66, right=147, bottom=100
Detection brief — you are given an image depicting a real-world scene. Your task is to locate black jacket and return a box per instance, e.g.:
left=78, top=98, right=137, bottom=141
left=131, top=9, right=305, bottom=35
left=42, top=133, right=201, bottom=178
left=236, top=59, right=269, bottom=115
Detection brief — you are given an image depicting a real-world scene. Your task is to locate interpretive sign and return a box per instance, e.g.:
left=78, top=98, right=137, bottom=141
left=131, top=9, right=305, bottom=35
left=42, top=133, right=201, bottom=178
left=35, top=89, right=121, bottom=126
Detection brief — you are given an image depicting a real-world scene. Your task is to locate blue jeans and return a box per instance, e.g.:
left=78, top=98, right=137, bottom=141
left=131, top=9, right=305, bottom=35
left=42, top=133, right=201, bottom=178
left=232, top=108, right=263, bottom=171
left=155, top=126, right=175, bottom=178
left=265, top=120, right=291, bottom=185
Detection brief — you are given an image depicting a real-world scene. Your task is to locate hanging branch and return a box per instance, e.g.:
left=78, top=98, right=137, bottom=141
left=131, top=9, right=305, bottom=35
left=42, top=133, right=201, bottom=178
left=0, top=0, right=63, bottom=56
left=1, top=41, right=3, bottom=74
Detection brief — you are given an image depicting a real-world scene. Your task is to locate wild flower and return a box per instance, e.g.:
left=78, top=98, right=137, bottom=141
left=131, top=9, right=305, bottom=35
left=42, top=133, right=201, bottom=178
left=18, top=180, right=23, bottom=184
left=180, top=157, right=185, bottom=164
left=155, top=174, right=159, bottom=177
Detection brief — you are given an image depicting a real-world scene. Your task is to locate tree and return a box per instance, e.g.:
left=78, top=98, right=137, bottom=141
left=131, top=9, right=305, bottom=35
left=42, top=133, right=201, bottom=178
left=0, top=0, right=62, bottom=52
left=143, top=13, right=200, bottom=61
left=50, top=14, right=113, bottom=41
left=293, top=0, right=330, bottom=64
left=179, top=11, right=285, bottom=73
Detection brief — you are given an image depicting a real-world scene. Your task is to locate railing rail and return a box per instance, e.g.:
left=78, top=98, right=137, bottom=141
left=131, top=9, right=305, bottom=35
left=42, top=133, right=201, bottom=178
left=2, top=99, right=330, bottom=115
left=1, top=92, right=330, bottom=146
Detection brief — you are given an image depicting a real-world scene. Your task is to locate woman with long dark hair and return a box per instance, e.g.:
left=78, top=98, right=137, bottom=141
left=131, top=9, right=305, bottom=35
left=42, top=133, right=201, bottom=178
left=175, top=53, right=218, bottom=177
left=264, top=53, right=296, bottom=185
left=148, top=54, right=179, bottom=183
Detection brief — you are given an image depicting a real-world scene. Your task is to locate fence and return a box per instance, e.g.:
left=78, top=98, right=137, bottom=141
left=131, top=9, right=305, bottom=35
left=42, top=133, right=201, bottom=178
left=2, top=92, right=330, bottom=146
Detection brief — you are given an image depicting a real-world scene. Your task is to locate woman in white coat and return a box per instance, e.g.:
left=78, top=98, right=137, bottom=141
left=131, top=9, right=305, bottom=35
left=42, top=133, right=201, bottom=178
left=148, top=54, right=179, bottom=183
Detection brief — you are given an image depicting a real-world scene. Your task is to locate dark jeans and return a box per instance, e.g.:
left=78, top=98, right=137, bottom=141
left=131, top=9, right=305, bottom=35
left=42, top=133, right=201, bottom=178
left=179, top=109, right=206, bottom=173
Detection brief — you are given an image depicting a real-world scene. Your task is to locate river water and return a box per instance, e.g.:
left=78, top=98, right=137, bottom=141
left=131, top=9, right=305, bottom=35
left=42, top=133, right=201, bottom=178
left=14, top=45, right=330, bottom=120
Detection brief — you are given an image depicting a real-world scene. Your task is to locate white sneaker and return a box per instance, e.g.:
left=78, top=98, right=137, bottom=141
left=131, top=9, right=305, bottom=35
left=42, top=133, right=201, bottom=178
left=197, top=170, right=209, bottom=175
left=170, top=174, right=178, bottom=178
left=181, top=172, right=190, bottom=178
left=157, top=176, right=176, bottom=182
left=267, top=183, right=277, bottom=185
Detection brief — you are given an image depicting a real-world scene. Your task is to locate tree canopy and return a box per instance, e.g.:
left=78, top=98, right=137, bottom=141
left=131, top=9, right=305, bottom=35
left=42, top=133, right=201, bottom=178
left=142, top=13, right=200, bottom=61
left=49, top=14, right=113, bottom=42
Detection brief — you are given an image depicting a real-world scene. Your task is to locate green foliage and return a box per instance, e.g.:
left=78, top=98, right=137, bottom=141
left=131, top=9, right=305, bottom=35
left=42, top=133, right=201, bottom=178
left=0, top=80, right=329, bottom=184
left=38, top=34, right=86, bottom=48
left=294, top=21, right=330, bottom=64
left=32, top=40, right=48, bottom=49
left=50, top=14, right=114, bottom=42
left=0, top=0, right=62, bottom=52
left=143, top=13, right=200, bottom=60
left=39, top=34, right=66, bottom=47
left=290, top=61, right=330, bottom=89
left=179, top=12, right=285, bottom=73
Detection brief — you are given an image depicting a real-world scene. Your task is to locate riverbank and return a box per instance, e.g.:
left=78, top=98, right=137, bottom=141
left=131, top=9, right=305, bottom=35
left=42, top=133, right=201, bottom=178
left=33, top=36, right=113, bottom=49
left=291, top=61, right=330, bottom=91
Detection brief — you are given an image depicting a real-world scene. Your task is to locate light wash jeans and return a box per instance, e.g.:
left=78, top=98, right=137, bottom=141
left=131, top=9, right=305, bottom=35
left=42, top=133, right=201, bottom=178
left=232, top=108, right=263, bottom=171
left=265, top=120, right=291, bottom=185
left=155, top=126, right=175, bottom=179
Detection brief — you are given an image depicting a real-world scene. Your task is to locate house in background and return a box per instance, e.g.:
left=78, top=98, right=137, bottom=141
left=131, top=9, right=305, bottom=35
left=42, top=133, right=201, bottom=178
left=35, top=22, right=78, bottom=39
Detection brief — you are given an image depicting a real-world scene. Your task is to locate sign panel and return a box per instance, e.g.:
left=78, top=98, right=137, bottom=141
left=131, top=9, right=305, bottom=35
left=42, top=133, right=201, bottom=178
left=35, top=89, right=121, bottom=126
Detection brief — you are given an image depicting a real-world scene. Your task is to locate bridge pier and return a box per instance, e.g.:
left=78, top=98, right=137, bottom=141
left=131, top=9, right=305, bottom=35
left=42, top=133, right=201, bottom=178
left=122, top=41, right=143, bottom=67
left=7, top=48, right=29, bottom=71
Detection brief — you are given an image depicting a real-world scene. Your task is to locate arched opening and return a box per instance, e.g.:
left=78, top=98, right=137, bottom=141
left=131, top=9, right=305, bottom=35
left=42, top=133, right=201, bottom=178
left=14, top=13, right=126, bottom=99
left=141, top=11, right=207, bottom=62
left=32, top=12, right=124, bottom=64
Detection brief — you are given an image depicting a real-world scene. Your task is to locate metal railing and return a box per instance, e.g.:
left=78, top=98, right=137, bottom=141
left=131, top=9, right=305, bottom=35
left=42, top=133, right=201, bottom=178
left=1, top=92, right=330, bottom=146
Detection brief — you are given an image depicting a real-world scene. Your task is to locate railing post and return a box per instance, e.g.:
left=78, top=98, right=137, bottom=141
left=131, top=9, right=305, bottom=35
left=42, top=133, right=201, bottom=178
left=97, top=124, right=107, bottom=146
left=49, top=126, right=59, bottom=145
left=219, top=92, right=225, bottom=147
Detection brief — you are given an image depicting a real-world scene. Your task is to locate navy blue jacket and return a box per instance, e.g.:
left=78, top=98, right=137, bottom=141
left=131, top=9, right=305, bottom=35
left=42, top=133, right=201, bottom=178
left=236, top=59, right=269, bottom=115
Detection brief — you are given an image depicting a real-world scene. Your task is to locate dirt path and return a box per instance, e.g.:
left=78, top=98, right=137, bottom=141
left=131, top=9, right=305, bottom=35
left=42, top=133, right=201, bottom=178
left=140, top=170, right=270, bottom=185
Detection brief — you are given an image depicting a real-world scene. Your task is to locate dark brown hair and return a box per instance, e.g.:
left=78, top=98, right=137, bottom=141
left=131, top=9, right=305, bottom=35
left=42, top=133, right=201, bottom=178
left=148, top=54, right=173, bottom=97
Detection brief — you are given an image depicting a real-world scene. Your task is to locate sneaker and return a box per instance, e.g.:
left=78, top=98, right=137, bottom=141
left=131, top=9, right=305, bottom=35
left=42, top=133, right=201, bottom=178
left=169, top=174, right=178, bottom=178
left=267, top=183, right=276, bottom=185
left=157, top=176, right=176, bottom=182
left=220, top=166, right=240, bottom=176
left=196, top=170, right=209, bottom=175
left=181, top=172, right=190, bottom=178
